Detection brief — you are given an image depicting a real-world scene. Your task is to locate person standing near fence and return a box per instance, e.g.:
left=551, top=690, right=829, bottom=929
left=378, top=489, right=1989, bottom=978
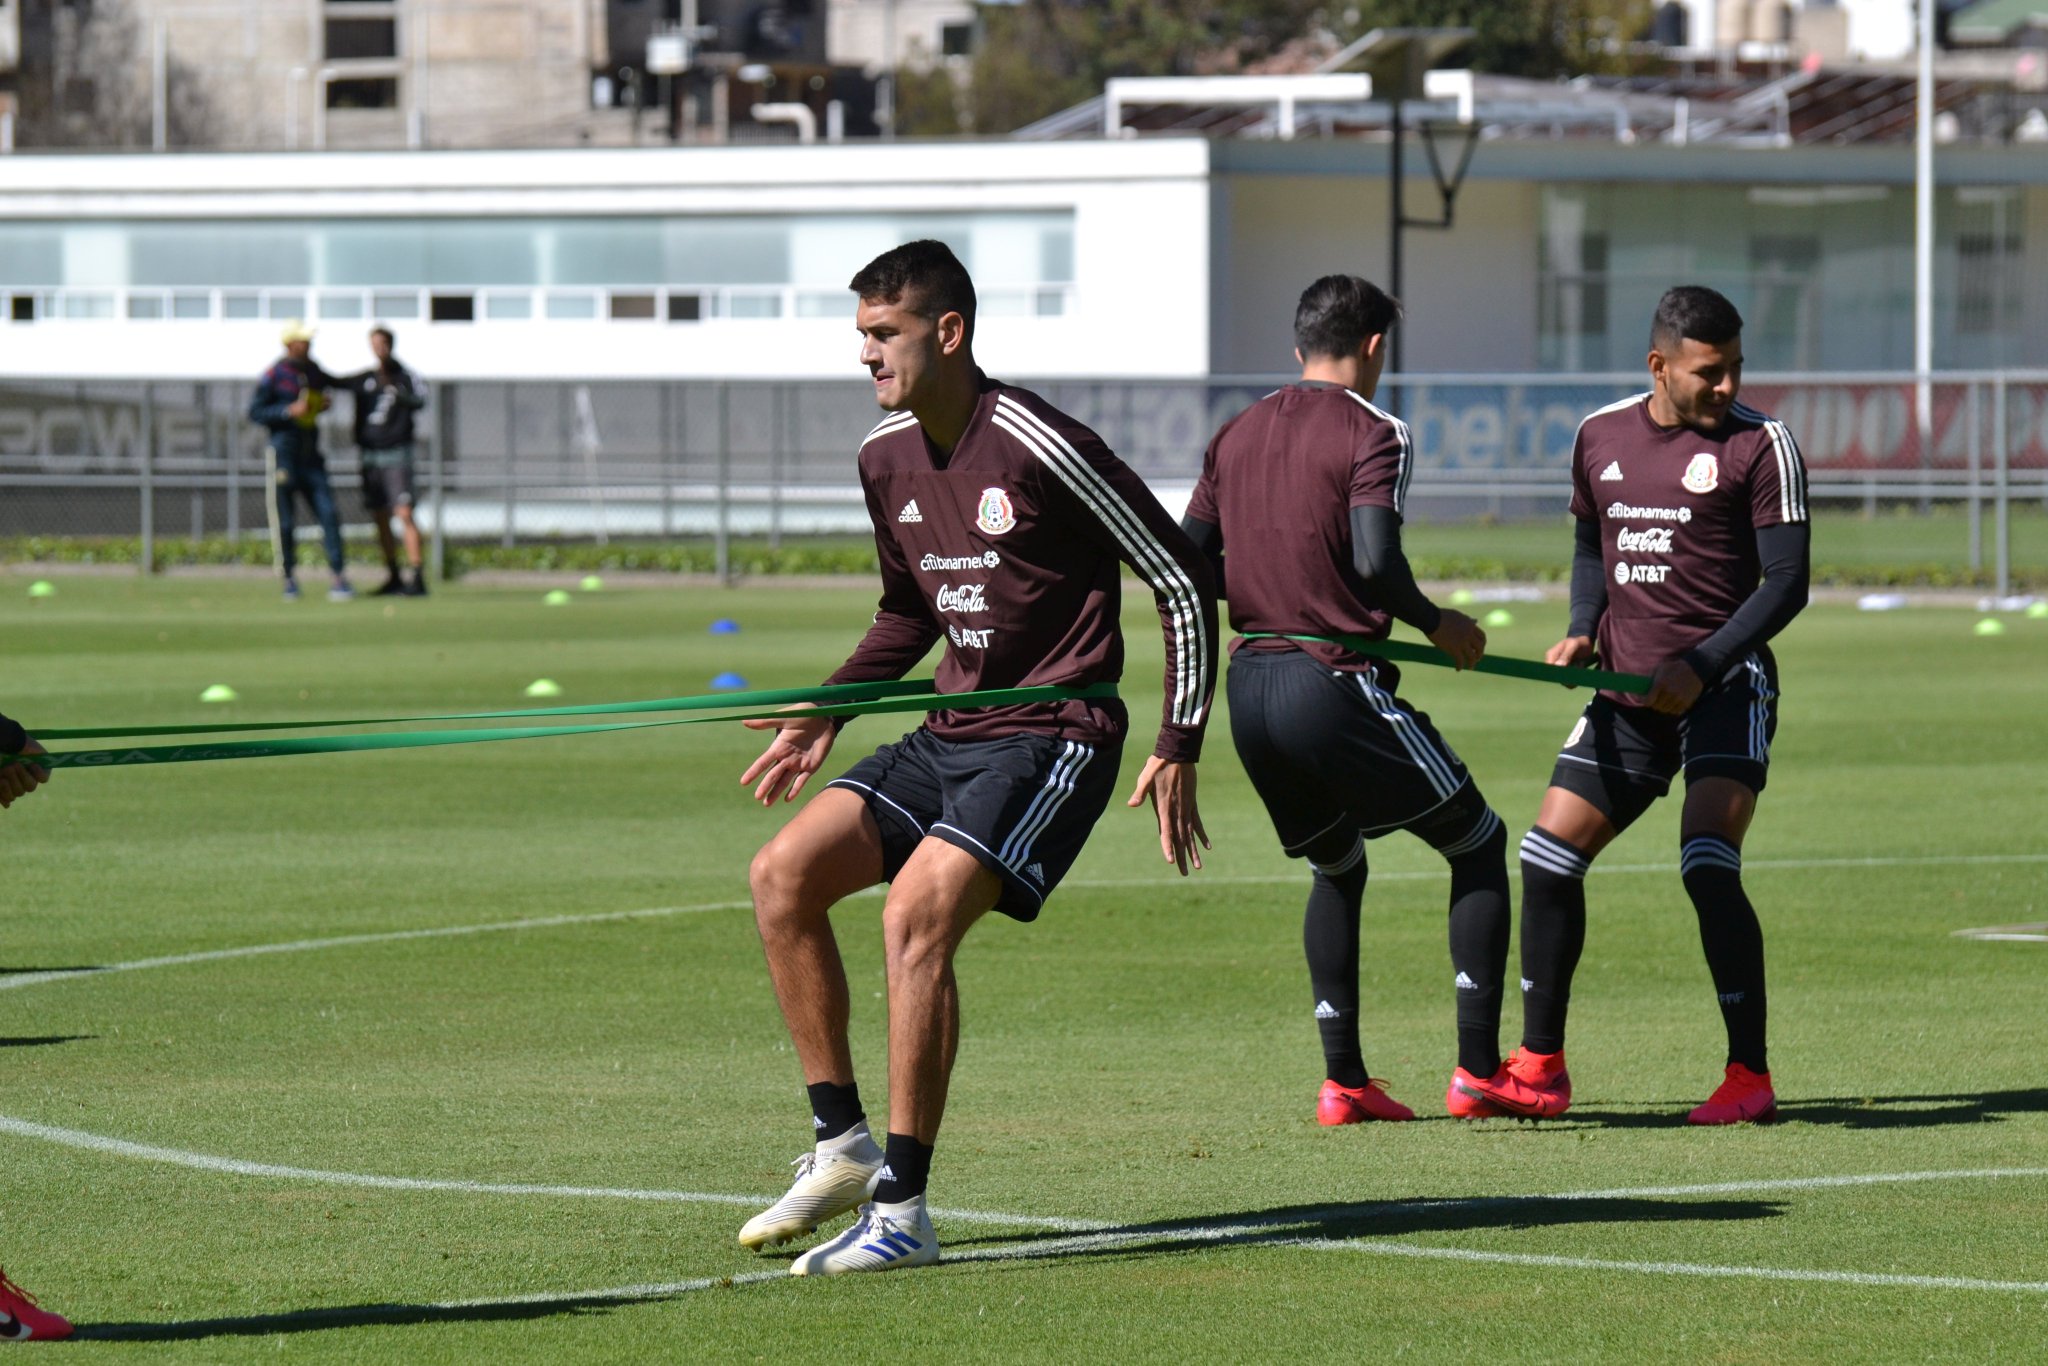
left=248, top=321, right=353, bottom=602
left=339, top=326, right=429, bottom=597
left=1179, top=274, right=1513, bottom=1125
left=1460, top=284, right=1811, bottom=1126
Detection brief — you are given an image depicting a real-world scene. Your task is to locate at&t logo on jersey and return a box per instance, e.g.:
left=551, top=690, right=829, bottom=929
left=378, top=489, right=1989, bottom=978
left=1615, top=561, right=1671, bottom=585
left=935, top=582, right=989, bottom=613
left=976, top=486, right=1016, bottom=535
left=948, top=624, right=993, bottom=649
left=1615, top=526, right=1674, bottom=554
left=1682, top=453, right=1719, bottom=494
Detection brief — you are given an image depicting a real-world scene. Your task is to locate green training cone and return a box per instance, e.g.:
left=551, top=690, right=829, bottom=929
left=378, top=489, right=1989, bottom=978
left=543, top=589, right=572, bottom=606
left=1449, top=588, right=1476, bottom=606
left=524, top=678, right=564, bottom=698
left=579, top=575, right=605, bottom=592
left=27, top=580, right=55, bottom=598
left=1483, top=609, right=1515, bottom=628
left=1973, top=618, right=2007, bottom=637
left=199, top=684, right=239, bottom=703
left=2028, top=601, right=2048, bottom=619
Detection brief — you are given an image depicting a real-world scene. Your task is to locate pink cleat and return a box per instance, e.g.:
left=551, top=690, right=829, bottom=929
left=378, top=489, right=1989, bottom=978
left=1456, top=1047, right=1572, bottom=1119
left=1317, top=1078, right=1415, bottom=1124
left=1688, top=1063, right=1777, bottom=1125
left=0, top=1268, right=72, bottom=1342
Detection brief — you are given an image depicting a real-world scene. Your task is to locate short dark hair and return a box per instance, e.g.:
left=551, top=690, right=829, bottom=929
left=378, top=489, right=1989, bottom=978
left=1650, top=286, right=1743, bottom=351
left=1293, top=274, right=1402, bottom=359
left=370, top=325, right=395, bottom=346
left=849, top=239, right=977, bottom=344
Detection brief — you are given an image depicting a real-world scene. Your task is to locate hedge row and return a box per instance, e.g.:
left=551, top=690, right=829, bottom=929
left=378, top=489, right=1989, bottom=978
left=0, top=535, right=2036, bottom=589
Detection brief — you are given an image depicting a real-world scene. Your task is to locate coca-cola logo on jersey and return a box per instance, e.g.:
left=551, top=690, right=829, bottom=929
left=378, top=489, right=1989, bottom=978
left=935, top=583, right=989, bottom=613
left=1614, top=526, right=1674, bottom=554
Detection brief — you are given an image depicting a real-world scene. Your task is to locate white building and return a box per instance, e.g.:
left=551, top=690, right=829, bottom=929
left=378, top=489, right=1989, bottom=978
left=0, top=130, right=2042, bottom=385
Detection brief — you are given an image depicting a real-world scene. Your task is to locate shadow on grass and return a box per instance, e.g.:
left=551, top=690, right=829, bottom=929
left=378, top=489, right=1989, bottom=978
left=0, top=966, right=104, bottom=975
left=1557, top=1087, right=2048, bottom=1131
left=0, top=1034, right=95, bottom=1048
left=955, top=1190, right=1784, bottom=1257
left=70, top=1296, right=638, bottom=1342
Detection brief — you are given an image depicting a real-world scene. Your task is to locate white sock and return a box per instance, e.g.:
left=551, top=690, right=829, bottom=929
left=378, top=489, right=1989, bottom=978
left=818, top=1124, right=876, bottom=1156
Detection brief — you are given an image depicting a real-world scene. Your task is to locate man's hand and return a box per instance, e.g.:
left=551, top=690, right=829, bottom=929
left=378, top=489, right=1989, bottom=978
left=1427, top=609, right=1487, bottom=670
left=1546, top=635, right=1597, bottom=669
left=738, top=705, right=837, bottom=806
left=285, top=393, right=311, bottom=419
left=1644, top=658, right=1705, bottom=716
left=1, top=737, right=49, bottom=809
left=1125, top=757, right=1208, bottom=875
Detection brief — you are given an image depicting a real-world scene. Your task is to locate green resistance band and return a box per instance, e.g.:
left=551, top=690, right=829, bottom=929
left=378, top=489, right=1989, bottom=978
left=1240, top=633, right=1650, bottom=695
left=34, top=677, right=950, bottom=742
left=7, top=681, right=1119, bottom=772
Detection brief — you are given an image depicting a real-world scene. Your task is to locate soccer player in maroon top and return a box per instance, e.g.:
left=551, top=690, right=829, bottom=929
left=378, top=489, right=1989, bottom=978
left=1462, top=285, right=1811, bottom=1126
left=0, top=710, right=73, bottom=1344
left=734, top=241, right=1217, bottom=1275
left=1182, top=275, right=1512, bottom=1124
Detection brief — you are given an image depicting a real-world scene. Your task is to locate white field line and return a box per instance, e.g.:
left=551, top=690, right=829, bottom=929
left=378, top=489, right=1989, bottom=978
left=0, top=900, right=759, bottom=994
left=0, top=1112, right=1099, bottom=1233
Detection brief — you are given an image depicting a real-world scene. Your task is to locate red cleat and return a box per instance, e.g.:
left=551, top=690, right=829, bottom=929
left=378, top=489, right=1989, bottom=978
left=1688, top=1063, right=1776, bottom=1125
left=1317, top=1078, right=1415, bottom=1124
left=0, top=1267, right=72, bottom=1342
left=1457, top=1047, right=1572, bottom=1118
left=1445, top=1067, right=1508, bottom=1118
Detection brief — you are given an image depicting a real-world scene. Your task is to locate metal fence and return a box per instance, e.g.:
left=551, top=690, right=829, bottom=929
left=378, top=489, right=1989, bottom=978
left=2, top=371, right=2043, bottom=591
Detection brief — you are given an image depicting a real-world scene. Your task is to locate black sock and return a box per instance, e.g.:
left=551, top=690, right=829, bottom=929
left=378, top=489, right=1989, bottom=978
left=1303, top=842, right=1370, bottom=1089
left=1518, top=828, right=1593, bottom=1055
left=871, top=1132, right=934, bottom=1205
left=805, top=1080, right=865, bottom=1143
left=1441, top=811, right=1510, bottom=1078
left=1681, top=835, right=1768, bottom=1073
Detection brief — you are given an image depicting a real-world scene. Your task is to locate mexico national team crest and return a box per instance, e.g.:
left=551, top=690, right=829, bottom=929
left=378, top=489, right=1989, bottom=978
left=1682, top=452, right=1719, bottom=494
left=976, top=486, right=1016, bottom=535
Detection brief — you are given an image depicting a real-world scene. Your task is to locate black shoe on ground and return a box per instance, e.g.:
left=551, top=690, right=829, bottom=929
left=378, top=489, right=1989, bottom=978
left=402, top=570, right=428, bottom=597
left=372, top=574, right=405, bottom=596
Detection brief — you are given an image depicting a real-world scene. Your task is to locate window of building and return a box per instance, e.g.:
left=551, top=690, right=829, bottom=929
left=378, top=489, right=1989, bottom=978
left=609, top=293, right=657, bottom=319
left=667, top=293, right=703, bottom=322
left=940, top=21, right=973, bottom=57
left=327, top=77, right=399, bottom=110
left=429, top=293, right=475, bottom=322
left=325, top=17, right=397, bottom=60
left=9, top=295, right=35, bottom=322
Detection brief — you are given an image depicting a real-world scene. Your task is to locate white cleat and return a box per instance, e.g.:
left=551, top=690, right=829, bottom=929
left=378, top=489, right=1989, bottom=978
left=788, top=1198, right=939, bottom=1276
left=737, top=1133, right=884, bottom=1251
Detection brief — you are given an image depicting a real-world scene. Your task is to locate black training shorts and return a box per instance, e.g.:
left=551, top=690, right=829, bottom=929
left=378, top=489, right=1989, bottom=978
left=826, top=726, right=1123, bottom=922
left=1550, top=651, right=1779, bottom=830
left=361, top=458, right=416, bottom=512
left=1226, top=647, right=1487, bottom=866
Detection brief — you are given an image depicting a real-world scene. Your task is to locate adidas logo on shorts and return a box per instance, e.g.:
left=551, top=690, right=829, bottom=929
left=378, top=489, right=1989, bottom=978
left=1599, top=461, right=1624, bottom=482
left=1313, top=1000, right=1339, bottom=1020
left=898, top=500, right=923, bottom=523
left=1025, top=862, right=1045, bottom=883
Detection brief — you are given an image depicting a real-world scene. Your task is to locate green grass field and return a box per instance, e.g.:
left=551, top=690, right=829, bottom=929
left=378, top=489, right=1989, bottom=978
left=3, top=576, right=2045, bottom=1361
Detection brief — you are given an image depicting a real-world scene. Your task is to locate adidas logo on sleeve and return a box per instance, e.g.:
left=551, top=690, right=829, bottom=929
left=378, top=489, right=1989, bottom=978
left=897, top=500, right=923, bottom=523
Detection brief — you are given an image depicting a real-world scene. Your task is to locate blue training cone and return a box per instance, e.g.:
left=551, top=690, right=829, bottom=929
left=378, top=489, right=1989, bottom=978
left=710, top=672, right=748, bottom=690
left=709, top=618, right=740, bottom=635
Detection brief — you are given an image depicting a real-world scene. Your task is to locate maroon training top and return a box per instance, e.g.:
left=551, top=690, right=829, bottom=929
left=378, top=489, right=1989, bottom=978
left=825, top=374, right=1217, bottom=762
left=1570, top=393, right=1810, bottom=701
left=1185, top=381, right=1414, bottom=678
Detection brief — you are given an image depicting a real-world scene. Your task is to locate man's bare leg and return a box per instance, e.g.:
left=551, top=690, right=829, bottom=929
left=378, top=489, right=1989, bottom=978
left=737, top=787, right=889, bottom=1252
left=747, top=787, right=885, bottom=1087
left=880, top=838, right=1001, bottom=1146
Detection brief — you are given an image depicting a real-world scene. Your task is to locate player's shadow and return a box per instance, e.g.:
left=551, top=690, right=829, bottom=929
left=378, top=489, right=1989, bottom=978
left=71, top=1294, right=645, bottom=1342
left=957, top=1189, right=1783, bottom=1261
left=1558, top=1086, right=2048, bottom=1131
left=0, top=965, right=104, bottom=975
left=0, top=1033, right=95, bottom=1048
